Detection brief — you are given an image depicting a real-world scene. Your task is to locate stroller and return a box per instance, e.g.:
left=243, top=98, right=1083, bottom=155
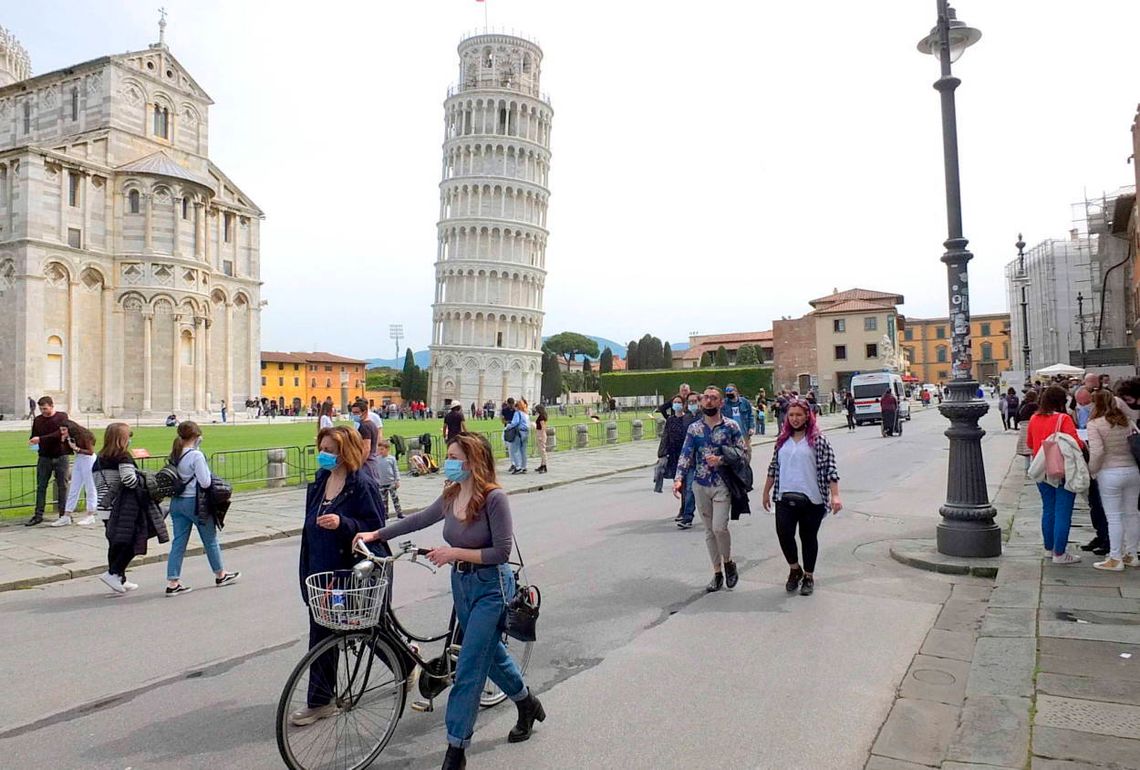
left=881, top=409, right=903, bottom=437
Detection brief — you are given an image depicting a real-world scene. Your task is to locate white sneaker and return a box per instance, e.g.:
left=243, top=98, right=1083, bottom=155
left=1094, top=558, right=1124, bottom=572
left=1124, top=553, right=1139, bottom=568
left=50, top=515, right=72, bottom=527
left=99, top=572, right=126, bottom=594
left=121, top=579, right=139, bottom=591
left=1052, top=552, right=1082, bottom=565
left=76, top=514, right=97, bottom=526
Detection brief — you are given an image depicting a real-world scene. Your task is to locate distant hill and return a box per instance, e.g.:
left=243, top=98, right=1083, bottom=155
left=365, top=336, right=689, bottom=369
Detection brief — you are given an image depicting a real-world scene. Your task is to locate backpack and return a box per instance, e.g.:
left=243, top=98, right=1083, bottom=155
left=151, top=460, right=189, bottom=502
left=408, top=453, right=428, bottom=476
left=1038, top=415, right=1066, bottom=482
left=423, top=453, right=440, bottom=473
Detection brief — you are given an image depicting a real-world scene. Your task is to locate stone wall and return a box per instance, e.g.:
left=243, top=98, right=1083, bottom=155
left=773, top=316, right=817, bottom=391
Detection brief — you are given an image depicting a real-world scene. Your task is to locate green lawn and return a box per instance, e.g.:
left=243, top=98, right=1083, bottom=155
left=0, top=411, right=663, bottom=516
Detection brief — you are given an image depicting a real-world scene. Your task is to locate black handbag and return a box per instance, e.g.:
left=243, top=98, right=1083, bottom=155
left=505, top=541, right=540, bottom=642
left=1128, top=431, right=1140, bottom=468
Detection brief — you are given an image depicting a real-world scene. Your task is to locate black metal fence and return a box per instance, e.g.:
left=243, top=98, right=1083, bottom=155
left=0, top=418, right=662, bottom=515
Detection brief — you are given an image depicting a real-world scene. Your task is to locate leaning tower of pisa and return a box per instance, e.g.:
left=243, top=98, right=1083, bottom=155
left=428, top=31, right=553, bottom=410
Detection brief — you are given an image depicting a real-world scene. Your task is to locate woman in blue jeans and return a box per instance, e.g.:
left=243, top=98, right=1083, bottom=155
left=1027, top=385, right=1085, bottom=565
left=506, top=401, right=530, bottom=474
left=165, top=421, right=240, bottom=595
left=356, top=432, right=545, bottom=770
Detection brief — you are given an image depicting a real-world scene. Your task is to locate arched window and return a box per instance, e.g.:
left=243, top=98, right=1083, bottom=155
left=936, top=346, right=948, bottom=363
left=45, top=336, right=64, bottom=390
left=325, top=378, right=331, bottom=388
left=181, top=197, right=189, bottom=220
left=180, top=330, right=194, bottom=365
left=128, top=189, right=140, bottom=214
left=153, top=104, right=169, bottom=139
left=981, top=342, right=993, bottom=362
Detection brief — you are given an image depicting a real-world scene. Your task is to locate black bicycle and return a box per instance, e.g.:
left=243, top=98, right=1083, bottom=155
left=276, top=540, right=534, bottom=770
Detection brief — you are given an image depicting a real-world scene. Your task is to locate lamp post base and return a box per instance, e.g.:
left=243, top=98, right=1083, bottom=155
left=936, top=380, right=1001, bottom=558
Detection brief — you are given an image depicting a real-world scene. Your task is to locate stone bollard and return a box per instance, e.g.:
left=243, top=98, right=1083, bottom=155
left=546, top=426, right=557, bottom=451
left=407, top=438, right=422, bottom=453
left=632, top=420, right=644, bottom=441
left=267, top=448, right=287, bottom=488
left=605, top=421, right=618, bottom=445
left=655, top=416, right=665, bottom=438
left=575, top=424, right=589, bottom=449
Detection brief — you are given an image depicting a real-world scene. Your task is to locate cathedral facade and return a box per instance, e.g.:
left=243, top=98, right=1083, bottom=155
left=0, top=25, right=263, bottom=418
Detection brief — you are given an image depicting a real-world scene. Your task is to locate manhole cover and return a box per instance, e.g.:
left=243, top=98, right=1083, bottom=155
left=1036, top=695, right=1140, bottom=739
left=36, top=557, right=73, bottom=566
left=913, top=669, right=956, bottom=685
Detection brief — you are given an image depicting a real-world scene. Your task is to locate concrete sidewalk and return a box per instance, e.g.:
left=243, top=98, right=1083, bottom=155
left=0, top=411, right=855, bottom=592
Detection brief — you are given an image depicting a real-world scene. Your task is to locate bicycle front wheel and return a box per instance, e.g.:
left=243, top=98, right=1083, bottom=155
left=480, top=633, right=534, bottom=708
left=276, top=632, right=406, bottom=770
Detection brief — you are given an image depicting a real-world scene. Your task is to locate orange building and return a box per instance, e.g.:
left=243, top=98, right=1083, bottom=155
left=260, top=352, right=308, bottom=413
left=259, top=351, right=368, bottom=413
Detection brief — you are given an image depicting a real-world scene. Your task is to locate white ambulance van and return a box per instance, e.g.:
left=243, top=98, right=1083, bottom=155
left=850, top=371, right=910, bottom=426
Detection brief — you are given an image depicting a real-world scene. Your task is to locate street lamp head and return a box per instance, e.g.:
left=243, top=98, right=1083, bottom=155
left=917, top=6, right=982, bottom=64
left=1016, top=234, right=1026, bottom=254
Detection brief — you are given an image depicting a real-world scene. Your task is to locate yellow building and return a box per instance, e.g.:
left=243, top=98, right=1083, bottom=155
left=259, top=351, right=368, bottom=414
left=902, top=313, right=1011, bottom=385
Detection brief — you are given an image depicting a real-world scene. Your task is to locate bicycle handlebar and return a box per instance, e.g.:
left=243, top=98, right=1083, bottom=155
left=352, top=539, right=438, bottom=574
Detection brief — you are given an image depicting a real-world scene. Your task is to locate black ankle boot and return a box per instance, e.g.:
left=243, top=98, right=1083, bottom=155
left=442, top=745, right=466, bottom=769
left=508, top=692, right=546, bottom=743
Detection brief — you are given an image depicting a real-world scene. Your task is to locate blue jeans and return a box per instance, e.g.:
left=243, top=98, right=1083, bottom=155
left=757, top=413, right=766, bottom=435
left=166, top=496, right=224, bottom=580
left=1037, top=482, right=1077, bottom=555
left=680, top=468, right=696, bottom=523
left=447, top=563, right=527, bottom=748
left=510, top=435, right=528, bottom=470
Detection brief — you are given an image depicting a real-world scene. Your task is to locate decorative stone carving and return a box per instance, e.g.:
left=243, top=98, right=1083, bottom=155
left=152, top=264, right=174, bottom=286
left=87, top=72, right=102, bottom=97
left=122, top=263, right=144, bottom=284
left=80, top=268, right=103, bottom=291
left=182, top=269, right=196, bottom=286
left=0, top=258, right=14, bottom=291
left=42, top=87, right=57, bottom=109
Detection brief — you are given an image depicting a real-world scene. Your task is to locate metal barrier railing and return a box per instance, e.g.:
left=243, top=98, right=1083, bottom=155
left=0, top=418, right=666, bottom=514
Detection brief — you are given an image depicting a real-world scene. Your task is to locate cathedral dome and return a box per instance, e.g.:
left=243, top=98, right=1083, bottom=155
left=0, top=26, right=30, bottom=87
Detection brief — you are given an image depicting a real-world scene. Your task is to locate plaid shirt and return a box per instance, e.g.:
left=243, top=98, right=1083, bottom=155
left=675, top=417, right=746, bottom=487
left=767, top=434, right=840, bottom=512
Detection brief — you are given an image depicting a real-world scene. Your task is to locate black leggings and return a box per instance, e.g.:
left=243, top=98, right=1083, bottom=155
left=104, top=521, right=134, bottom=577
left=775, top=499, right=827, bottom=573
left=845, top=413, right=855, bottom=429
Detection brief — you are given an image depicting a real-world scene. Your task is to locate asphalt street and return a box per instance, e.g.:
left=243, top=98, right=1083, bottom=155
left=0, top=405, right=1018, bottom=769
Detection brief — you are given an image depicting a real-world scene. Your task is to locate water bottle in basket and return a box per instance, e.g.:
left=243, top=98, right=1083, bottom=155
left=331, top=588, right=347, bottom=619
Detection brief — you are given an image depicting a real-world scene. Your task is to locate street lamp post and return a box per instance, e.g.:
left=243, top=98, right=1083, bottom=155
left=1076, top=292, right=1087, bottom=368
left=1015, top=234, right=1031, bottom=382
left=917, top=1, right=1000, bottom=557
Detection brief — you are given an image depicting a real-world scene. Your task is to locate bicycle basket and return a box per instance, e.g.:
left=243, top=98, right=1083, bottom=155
left=305, top=570, right=388, bottom=631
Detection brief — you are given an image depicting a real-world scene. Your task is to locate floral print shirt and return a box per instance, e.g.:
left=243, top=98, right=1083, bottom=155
left=675, top=417, right=747, bottom=487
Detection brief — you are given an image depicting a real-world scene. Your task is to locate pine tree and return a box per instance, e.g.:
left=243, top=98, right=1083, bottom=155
left=715, top=345, right=730, bottom=367
left=541, top=352, right=563, bottom=401
left=401, top=348, right=416, bottom=400
left=626, top=340, right=639, bottom=371
left=736, top=344, right=758, bottom=366
left=700, top=351, right=713, bottom=367
left=662, top=341, right=673, bottom=369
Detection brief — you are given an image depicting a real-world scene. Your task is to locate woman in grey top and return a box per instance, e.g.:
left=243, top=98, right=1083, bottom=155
left=355, top=432, right=545, bottom=770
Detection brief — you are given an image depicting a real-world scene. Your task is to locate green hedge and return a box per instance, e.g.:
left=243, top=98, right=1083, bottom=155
left=600, top=366, right=773, bottom=398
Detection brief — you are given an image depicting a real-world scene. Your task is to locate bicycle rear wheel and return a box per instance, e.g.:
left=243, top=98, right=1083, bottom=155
left=276, top=632, right=406, bottom=770
left=480, top=633, right=534, bottom=707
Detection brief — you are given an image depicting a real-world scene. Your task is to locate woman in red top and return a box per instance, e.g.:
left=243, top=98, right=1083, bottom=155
left=1027, top=385, right=1085, bottom=564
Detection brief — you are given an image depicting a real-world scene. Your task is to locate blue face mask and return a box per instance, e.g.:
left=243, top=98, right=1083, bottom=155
left=443, top=458, right=470, bottom=483
left=351, top=415, right=362, bottom=425
left=687, top=403, right=700, bottom=415
left=672, top=403, right=684, bottom=413
left=317, top=451, right=338, bottom=471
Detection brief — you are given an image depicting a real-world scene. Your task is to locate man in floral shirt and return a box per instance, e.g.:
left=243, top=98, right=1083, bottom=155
left=673, top=386, right=747, bottom=592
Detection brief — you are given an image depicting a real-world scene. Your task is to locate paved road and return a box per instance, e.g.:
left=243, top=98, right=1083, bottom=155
left=0, top=407, right=1018, bottom=769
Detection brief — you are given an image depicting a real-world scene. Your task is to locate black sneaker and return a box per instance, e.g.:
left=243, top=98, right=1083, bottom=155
left=215, top=572, right=241, bottom=587
left=673, top=514, right=684, bottom=522
left=1081, top=537, right=1106, bottom=552
left=724, top=561, right=739, bottom=589
left=25, top=514, right=44, bottom=527
left=706, top=573, right=724, bottom=592
left=165, top=584, right=193, bottom=597
left=517, top=469, right=527, bottom=474
left=785, top=567, right=804, bottom=593
left=1093, top=544, right=1110, bottom=556
left=800, top=575, right=815, bottom=596
left=677, top=519, right=693, bottom=530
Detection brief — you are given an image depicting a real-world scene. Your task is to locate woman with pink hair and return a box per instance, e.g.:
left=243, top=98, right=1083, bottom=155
left=761, top=399, right=843, bottom=596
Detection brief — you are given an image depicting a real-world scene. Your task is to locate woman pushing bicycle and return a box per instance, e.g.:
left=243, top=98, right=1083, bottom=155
left=354, top=432, right=545, bottom=770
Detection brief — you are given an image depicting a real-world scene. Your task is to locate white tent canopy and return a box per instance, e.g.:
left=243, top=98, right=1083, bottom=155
left=1035, top=363, right=1085, bottom=377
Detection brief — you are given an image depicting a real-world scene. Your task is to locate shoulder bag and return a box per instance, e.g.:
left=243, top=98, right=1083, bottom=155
left=1038, top=415, right=1066, bottom=481
left=505, top=539, right=540, bottom=642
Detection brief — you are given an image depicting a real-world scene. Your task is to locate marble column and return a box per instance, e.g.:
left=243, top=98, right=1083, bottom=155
left=194, top=316, right=205, bottom=411
left=171, top=314, right=182, bottom=413
left=101, top=286, right=113, bottom=415
left=142, top=311, right=153, bottom=412
left=195, top=202, right=206, bottom=261
left=144, top=193, right=153, bottom=252
left=172, top=197, right=182, bottom=257
left=477, top=370, right=486, bottom=407
left=224, top=301, right=233, bottom=410
left=67, top=279, right=79, bottom=412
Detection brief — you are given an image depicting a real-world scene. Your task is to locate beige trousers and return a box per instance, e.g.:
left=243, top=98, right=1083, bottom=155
left=693, top=481, right=732, bottom=569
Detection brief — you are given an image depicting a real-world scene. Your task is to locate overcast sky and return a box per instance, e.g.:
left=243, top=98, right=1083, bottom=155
left=10, top=1, right=1140, bottom=358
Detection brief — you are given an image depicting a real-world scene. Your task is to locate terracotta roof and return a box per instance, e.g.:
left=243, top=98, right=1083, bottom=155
left=810, top=299, right=900, bottom=315
left=261, top=351, right=308, bottom=364
left=808, top=288, right=903, bottom=308
left=293, top=351, right=367, bottom=365
left=690, top=330, right=773, bottom=345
